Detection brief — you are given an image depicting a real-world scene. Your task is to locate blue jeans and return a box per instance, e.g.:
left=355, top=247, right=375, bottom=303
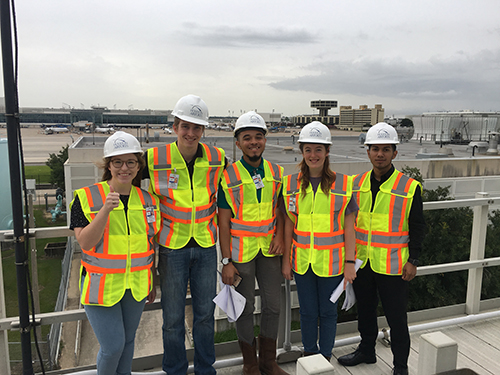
left=84, top=289, right=146, bottom=375
left=294, top=267, right=342, bottom=358
left=158, top=245, right=217, bottom=375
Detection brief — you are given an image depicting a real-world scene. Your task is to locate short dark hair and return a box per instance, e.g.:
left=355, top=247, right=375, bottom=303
left=235, top=127, right=266, bottom=139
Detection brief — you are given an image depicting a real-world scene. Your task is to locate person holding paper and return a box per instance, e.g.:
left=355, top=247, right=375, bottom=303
left=218, top=111, right=289, bottom=375
left=282, top=121, right=357, bottom=361
left=70, top=132, right=160, bottom=375
left=337, top=122, right=425, bottom=375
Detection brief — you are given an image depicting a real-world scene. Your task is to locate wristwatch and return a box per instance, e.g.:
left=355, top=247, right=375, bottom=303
left=221, top=257, right=232, bottom=266
left=407, top=258, right=419, bottom=267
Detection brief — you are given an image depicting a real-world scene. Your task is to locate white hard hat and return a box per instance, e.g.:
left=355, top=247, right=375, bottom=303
left=234, top=111, right=268, bottom=136
left=171, top=94, right=209, bottom=126
left=103, top=131, right=142, bottom=157
left=364, top=122, right=399, bottom=145
left=298, top=121, right=332, bottom=145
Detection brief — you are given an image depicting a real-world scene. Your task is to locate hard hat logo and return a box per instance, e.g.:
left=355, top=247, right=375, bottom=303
left=249, top=115, right=262, bottom=124
left=113, top=138, right=129, bottom=150
left=376, top=129, right=391, bottom=139
left=308, top=127, right=323, bottom=139
left=190, top=105, right=204, bottom=119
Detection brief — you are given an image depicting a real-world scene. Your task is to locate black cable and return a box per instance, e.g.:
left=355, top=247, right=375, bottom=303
left=10, top=0, right=46, bottom=372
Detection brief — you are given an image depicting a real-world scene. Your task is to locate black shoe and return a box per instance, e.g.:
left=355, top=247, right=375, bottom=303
left=392, top=366, right=409, bottom=375
left=337, top=348, right=376, bottom=366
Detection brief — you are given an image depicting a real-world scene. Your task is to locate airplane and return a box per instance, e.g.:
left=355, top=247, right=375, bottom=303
left=95, top=127, right=115, bottom=134
left=44, top=127, right=69, bottom=134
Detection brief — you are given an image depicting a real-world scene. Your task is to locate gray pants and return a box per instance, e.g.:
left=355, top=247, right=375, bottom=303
left=233, top=251, right=283, bottom=344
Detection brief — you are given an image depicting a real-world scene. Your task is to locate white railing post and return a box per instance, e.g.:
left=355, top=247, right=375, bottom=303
left=466, top=192, right=489, bottom=314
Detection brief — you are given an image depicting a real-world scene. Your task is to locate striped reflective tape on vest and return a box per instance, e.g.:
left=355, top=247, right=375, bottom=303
left=160, top=202, right=192, bottom=222
left=195, top=205, right=216, bottom=221
left=86, top=273, right=104, bottom=304
left=202, top=143, right=224, bottom=167
left=293, top=231, right=345, bottom=248
left=353, top=172, right=368, bottom=191
left=224, top=165, right=243, bottom=188
left=81, top=250, right=128, bottom=273
left=229, top=218, right=276, bottom=237
left=266, top=160, right=282, bottom=181
left=130, top=251, right=154, bottom=272
left=83, top=184, right=107, bottom=212
left=152, top=144, right=172, bottom=170
left=286, top=173, right=300, bottom=194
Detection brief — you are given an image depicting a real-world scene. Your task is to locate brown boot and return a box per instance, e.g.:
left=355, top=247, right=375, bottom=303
left=258, top=335, right=290, bottom=375
left=239, top=339, right=260, bottom=375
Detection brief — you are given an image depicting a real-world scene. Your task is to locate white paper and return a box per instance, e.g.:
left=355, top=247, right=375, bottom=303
left=330, top=259, right=363, bottom=311
left=213, top=277, right=246, bottom=322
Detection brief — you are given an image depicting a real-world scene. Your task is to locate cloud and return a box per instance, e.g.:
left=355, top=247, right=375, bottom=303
left=176, top=22, right=318, bottom=48
left=268, top=49, right=500, bottom=103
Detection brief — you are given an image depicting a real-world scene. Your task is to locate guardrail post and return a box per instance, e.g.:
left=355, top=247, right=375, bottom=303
left=466, top=192, right=489, bottom=314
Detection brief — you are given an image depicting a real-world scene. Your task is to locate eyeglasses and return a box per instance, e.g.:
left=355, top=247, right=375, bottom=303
left=111, top=159, right=138, bottom=168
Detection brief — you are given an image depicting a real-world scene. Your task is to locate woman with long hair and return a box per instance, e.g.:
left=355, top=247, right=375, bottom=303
left=282, top=122, right=357, bottom=361
left=70, top=131, right=160, bottom=374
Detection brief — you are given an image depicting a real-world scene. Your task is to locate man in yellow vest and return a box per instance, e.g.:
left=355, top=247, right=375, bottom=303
left=337, top=122, right=425, bottom=375
left=143, top=95, right=225, bottom=375
left=218, top=111, right=289, bottom=375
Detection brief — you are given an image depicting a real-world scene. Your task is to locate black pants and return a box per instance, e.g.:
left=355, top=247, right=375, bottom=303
left=353, top=260, right=410, bottom=369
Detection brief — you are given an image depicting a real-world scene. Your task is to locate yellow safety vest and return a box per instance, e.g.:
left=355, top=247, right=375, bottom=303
left=72, top=181, right=160, bottom=306
left=147, top=142, right=225, bottom=249
left=353, top=169, right=420, bottom=275
left=283, top=172, right=353, bottom=277
left=221, top=159, right=283, bottom=262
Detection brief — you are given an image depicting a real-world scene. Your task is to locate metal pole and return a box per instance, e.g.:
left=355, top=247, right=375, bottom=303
left=0, top=0, right=34, bottom=373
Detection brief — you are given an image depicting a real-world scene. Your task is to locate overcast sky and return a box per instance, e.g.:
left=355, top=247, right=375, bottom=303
left=2, top=0, right=499, bottom=117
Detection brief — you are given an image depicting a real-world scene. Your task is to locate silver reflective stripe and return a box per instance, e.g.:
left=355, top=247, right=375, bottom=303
left=286, top=174, right=300, bottom=194
left=87, top=185, right=105, bottom=212
left=205, top=145, right=223, bottom=166
left=159, top=227, right=172, bottom=246
left=330, top=174, right=348, bottom=195
left=153, top=145, right=171, bottom=169
left=389, top=248, right=400, bottom=274
left=208, top=220, right=217, bottom=240
left=353, top=172, right=368, bottom=191
left=161, top=205, right=192, bottom=221
left=82, top=252, right=127, bottom=270
left=225, top=166, right=242, bottom=188
left=195, top=205, right=216, bottom=220
left=293, top=232, right=309, bottom=246
left=315, top=234, right=344, bottom=247
left=355, top=231, right=369, bottom=242
left=207, top=169, right=219, bottom=196
left=370, top=233, right=409, bottom=245
left=87, top=273, right=103, bottom=304
left=331, top=250, right=340, bottom=275
left=391, top=174, right=411, bottom=196
left=131, top=253, right=153, bottom=269
left=268, top=162, right=281, bottom=181
left=391, top=195, right=405, bottom=232
left=230, top=220, right=274, bottom=234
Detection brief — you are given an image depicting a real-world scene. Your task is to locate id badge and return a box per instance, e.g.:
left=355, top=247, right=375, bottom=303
left=288, top=196, right=296, bottom=212
left=168, top=173, right=179, bottom=189
left=146, top=206, right=156, bottom=223
left=252, top=174, right=265, bottom=189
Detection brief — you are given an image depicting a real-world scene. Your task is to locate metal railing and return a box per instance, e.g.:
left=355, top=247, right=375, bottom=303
left=1, top=194, right=500, bottom=374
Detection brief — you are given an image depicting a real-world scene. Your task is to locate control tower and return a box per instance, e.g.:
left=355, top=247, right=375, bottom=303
left=311, top=100, right=338, bottom=117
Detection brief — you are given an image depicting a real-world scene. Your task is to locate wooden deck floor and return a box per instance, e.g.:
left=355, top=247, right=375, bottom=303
left=216, top=316, right=500, bottom=375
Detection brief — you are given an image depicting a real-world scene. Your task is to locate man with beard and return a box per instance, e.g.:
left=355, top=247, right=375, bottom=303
left=218, top=111, right=289, bottom=375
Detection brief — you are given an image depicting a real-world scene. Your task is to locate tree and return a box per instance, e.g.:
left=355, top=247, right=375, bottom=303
left=46, top=145, right=68, bottom=189
left=401, top=166, right=474, bottom=310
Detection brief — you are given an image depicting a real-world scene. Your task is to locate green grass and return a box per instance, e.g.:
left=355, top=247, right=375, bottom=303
left=24, top=165, right=51, bottom=184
